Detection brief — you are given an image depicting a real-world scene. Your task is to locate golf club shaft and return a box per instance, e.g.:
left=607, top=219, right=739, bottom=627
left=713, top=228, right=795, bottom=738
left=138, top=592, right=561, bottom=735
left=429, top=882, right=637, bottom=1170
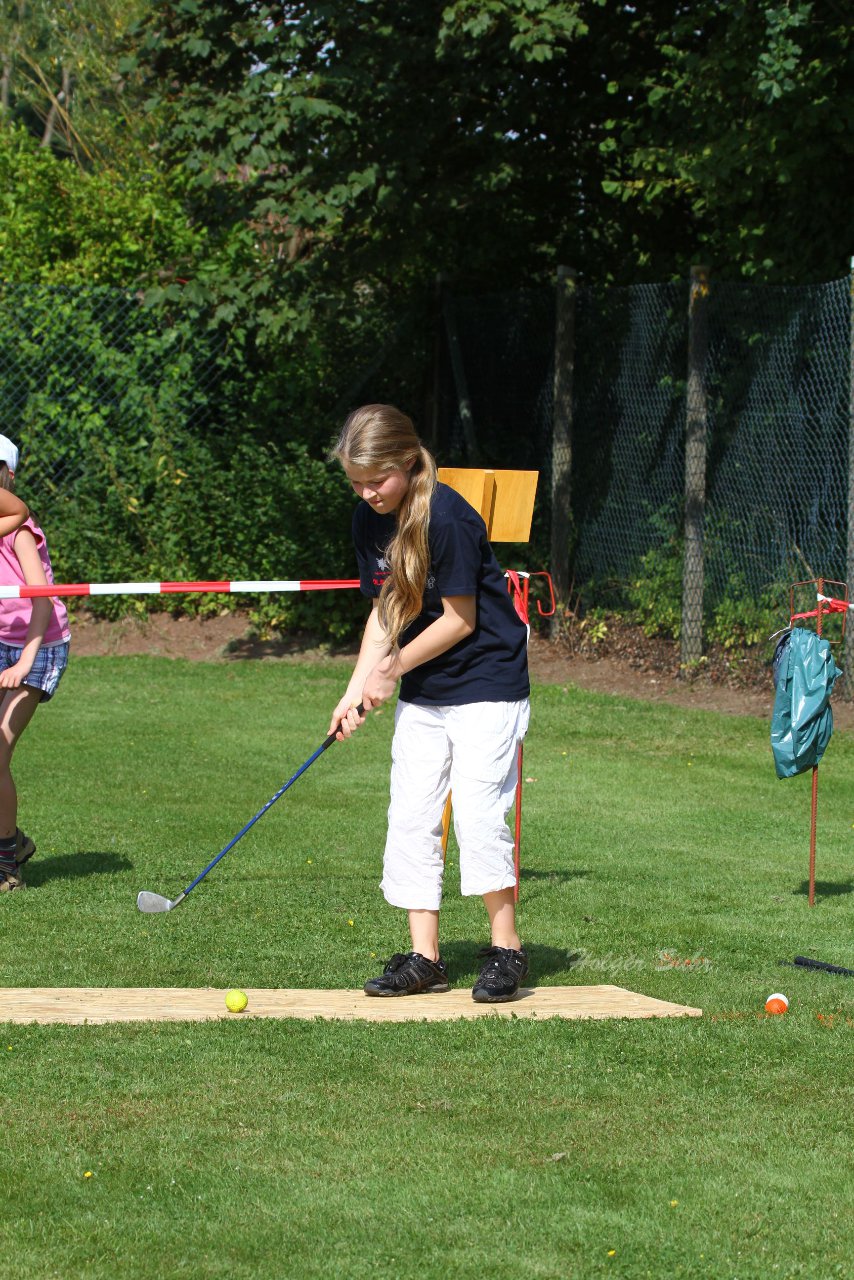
left=180, top=703, right=366, bottom=900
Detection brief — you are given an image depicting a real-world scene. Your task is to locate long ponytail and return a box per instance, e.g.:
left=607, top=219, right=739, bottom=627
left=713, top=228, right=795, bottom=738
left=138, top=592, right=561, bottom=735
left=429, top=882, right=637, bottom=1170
left=332, top=405, right=437, bottom=647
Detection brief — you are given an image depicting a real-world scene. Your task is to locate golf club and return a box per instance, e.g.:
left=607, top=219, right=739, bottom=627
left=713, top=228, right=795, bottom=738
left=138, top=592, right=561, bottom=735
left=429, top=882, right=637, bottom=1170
left=137, top=704, right=365, bottom=913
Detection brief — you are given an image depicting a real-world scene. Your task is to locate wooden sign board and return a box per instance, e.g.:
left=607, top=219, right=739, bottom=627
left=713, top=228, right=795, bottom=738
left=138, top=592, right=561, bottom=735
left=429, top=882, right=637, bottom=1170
left=437, top=468, right=538, bottom=543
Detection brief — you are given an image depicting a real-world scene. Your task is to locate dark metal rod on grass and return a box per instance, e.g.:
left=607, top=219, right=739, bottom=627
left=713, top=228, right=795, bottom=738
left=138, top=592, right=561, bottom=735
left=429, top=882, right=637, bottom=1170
left=794, top=955, right=854, bottom=977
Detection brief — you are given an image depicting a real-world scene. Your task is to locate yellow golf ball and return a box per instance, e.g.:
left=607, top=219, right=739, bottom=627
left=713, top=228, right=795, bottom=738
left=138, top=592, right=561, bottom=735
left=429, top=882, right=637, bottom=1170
left=225, top=989, right=248, bottom=1013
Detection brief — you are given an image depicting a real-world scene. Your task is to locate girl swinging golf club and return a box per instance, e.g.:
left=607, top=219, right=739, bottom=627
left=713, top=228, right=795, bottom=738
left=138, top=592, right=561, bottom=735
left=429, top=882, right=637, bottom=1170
left=329, top=404, right=531, bottom=1002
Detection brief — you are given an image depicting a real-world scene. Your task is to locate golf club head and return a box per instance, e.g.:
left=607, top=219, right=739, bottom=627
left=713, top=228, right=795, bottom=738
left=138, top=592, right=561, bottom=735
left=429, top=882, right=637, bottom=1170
left=137, top=890, right=178, bottom=913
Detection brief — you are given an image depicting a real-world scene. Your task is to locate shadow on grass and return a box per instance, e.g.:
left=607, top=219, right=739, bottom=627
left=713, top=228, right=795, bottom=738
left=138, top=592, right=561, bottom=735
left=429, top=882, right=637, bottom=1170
left=520, top=868, right=590, bottom=885
left=442, top=940, right=585, bottom=985
left=23, top=852, right=133, bottom=885
left=224, top=635, right=359, bottom=661
left=794, top=879, right=854, bottom=899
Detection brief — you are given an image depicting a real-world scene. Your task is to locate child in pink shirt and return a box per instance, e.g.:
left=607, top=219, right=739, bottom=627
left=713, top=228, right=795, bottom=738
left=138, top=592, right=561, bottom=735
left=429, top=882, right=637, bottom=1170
left=0, top=434, right=71, bottom=894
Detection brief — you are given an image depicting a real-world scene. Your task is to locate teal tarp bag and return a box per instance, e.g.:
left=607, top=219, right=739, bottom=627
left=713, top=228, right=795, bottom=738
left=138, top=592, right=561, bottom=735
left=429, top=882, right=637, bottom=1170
left=770, top=627, right=842, bottom=779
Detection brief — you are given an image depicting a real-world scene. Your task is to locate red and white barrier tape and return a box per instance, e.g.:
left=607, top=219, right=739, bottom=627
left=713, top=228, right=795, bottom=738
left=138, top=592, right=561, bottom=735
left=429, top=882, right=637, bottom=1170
left=0, top=578, right=360, bottom=600
left=0, top=572, right=556, bottom=614
left=788, top=593, right=851, bottom=622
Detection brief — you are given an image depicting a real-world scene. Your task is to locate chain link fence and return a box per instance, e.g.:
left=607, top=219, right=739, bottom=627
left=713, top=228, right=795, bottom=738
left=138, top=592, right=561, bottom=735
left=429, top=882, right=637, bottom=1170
left=703, top=278, right=851, bottom=596
left=0, top=283, right=223, bottom=497
left=438, top=272, right=853, bottom=648
left=1, top=274, right=851, bottom=651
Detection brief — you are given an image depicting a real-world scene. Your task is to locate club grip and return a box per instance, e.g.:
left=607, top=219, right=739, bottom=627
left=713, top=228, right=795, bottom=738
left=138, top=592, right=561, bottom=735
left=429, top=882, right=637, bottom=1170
left=322, top=702, right=366, bottom=751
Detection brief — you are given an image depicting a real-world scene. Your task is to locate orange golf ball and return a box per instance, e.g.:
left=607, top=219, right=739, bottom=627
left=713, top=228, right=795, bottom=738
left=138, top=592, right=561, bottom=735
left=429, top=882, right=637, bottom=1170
left=765, top=993, right=789, bottom=1015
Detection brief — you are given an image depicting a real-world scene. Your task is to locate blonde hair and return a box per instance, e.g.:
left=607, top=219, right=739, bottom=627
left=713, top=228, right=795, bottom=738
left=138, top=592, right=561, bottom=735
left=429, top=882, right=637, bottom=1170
left=333, top=404, right=437, bottom=647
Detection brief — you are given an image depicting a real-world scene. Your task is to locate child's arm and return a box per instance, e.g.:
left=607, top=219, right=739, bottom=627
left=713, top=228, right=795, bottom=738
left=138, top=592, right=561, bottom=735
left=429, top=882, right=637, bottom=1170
left=328, top=601, right=391, bottom=738
left=0, top=488, right=28, bottom=538
left=0, top=528, right=53, bottom=689
left=362, top=594, right=476, bottom=708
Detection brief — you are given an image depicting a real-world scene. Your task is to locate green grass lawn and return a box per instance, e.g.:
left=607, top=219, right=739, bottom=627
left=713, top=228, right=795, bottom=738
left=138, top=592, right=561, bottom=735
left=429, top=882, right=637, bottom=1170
left=4, top=655, right=854, bottom=1279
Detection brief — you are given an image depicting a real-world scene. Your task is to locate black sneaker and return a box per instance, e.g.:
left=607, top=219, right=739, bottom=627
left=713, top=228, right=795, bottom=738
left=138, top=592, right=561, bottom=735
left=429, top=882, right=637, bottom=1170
left=472, top=946, right=529, bottom=1003
left=364, top=952, right=450, bottom=997
left=15, top=828, right=36, bottom=867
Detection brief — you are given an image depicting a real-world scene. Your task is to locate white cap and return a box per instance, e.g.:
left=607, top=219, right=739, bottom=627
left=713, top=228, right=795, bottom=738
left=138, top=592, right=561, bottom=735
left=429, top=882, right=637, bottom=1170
left=0, top=435, right=19, bottom=474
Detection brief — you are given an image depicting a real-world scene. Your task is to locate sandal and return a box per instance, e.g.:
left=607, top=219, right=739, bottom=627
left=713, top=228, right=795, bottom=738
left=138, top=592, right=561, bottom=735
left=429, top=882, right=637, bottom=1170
left=0, top=865, right=25, bottom=893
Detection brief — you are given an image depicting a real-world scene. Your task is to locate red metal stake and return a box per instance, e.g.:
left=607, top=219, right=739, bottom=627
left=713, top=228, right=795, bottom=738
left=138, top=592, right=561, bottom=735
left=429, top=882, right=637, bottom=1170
left=808, top=579, right=824, bottom=906
left=513, top=742, right=524, bottom=903
left=787, top=576, right=847, bottom=907
left=507, top=571, right=553, bottom=899
left=440, top=570, right=554, bottom=902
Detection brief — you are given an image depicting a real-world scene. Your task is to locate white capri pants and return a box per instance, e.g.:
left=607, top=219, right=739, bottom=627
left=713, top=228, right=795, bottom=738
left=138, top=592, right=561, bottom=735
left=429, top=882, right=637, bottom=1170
left=381, top=698, right=531, bottom=911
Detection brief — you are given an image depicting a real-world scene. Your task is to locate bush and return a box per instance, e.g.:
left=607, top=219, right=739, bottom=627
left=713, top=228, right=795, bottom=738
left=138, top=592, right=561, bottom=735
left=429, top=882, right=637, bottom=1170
left=624, top=536, right=683, bottom=640
left=0, top=120, right=203, bottom=287
left=3, top=283, right=362, bottom=639
left=706, top=575, right=788, bottom=651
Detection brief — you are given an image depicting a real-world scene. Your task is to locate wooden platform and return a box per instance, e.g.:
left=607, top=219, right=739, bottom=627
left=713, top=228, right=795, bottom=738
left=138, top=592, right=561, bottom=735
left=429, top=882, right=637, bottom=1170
left=0, top=986, right=701, bottom=1026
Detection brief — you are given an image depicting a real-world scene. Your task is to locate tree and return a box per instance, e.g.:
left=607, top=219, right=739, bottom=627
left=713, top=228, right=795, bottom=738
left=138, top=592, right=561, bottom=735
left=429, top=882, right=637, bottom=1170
left=598, top=1, right=854, bottom=281
left=128, top=1, right=611, bottom=327
left=1, top=1, right=209, bottom=287
left=0, top=0, right=153, bottom=163
left=131, top=0, right=852, bottom=306
left=0, top=119, right=205, bottom=285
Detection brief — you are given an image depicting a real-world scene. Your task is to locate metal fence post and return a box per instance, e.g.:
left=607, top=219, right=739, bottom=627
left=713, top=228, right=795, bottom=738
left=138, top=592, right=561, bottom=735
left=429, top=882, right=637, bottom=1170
left=551, top=265, right=576, bottom=633
left=681, top=265, right=709, bottom=668
left=845, top=258, right=854, bottom=696
left=426, top=272, right=446, bottom=455
left=442, top=289, right=482, bottom=464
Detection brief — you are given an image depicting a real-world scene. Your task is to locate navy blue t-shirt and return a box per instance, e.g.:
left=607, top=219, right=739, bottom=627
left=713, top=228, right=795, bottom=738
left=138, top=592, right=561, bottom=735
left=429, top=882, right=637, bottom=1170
left=352, top=482, right=529, bottom=706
